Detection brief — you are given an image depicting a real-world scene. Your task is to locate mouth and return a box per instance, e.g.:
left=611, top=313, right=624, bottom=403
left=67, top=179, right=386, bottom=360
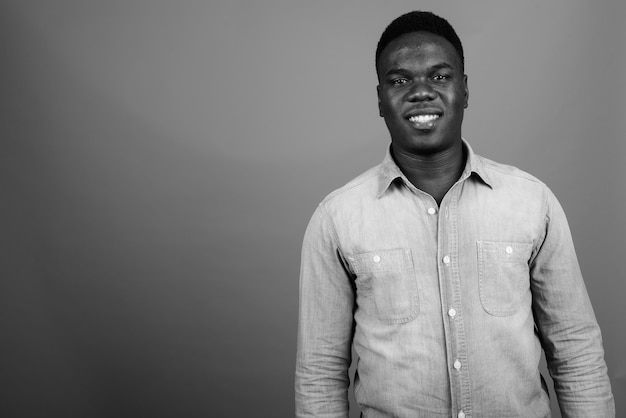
left=407, top=113, right=441, bottom=131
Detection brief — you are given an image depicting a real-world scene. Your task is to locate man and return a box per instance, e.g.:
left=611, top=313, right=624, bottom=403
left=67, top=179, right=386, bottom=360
left=295, top=10, right=614, bottom=418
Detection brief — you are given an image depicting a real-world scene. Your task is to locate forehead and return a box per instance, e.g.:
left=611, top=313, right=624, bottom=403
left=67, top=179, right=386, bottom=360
left=378, top=31, right=462, bottom=72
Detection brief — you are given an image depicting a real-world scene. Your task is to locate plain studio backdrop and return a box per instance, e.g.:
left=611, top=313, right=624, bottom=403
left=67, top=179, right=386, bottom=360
left=1, top=1, right=624, bottom=417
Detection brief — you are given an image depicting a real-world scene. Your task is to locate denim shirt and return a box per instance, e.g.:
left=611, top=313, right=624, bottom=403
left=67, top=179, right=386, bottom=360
left=295, top=141, right=614, bottom=418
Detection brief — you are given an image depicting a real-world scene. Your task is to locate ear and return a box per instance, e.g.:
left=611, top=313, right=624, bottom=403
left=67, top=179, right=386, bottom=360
left=463, top=74, right=469, bottom=109
left=377, top=85, right=383, bottom=117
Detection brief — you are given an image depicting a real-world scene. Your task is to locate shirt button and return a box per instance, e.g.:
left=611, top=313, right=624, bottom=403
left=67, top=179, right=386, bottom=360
left=373, top=255, right=381, bottom=263
left=448, top=308, right=457, bottom=317
left=458, top=411, right=466, bottom=418
left=454, top=360, right=462, bottom=370
left=443, top=255, right=451, bottom=264
left=427, top=207, right=437, bottom=215
left=506, top=246, right=513, bottom=254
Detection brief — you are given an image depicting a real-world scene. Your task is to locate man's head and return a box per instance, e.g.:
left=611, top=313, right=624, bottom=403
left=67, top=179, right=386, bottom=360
left=376, top=11, right=464, bottom=77
left=376, top=11, right=468, bottom=157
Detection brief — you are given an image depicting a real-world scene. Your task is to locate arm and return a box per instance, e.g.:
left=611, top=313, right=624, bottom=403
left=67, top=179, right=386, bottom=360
left=295, top=204, right=355, bottom=418
left=530, top=188, right=614, bottom=418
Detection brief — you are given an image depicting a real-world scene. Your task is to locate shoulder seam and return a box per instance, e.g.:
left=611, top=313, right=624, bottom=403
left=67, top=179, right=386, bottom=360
left=321, top=165, right=383, bottom=204
left=478, top=156, right=544, bottom=185
left=317, top=200, right=344, bottom=253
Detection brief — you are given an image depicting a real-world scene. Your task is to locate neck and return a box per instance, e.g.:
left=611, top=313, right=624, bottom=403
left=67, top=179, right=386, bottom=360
left=392, top=140, right=466, bottom=205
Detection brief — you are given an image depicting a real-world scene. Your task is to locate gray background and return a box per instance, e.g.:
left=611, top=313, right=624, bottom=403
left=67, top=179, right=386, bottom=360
left=1, top=1, right=624, bottom=417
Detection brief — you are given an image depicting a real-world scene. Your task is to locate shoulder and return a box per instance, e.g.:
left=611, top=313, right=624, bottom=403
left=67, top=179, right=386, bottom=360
left=474, top=153, right=562, bottom=214
left=303, top=163, right=384, bottom=242
left=475, top=153, right=554, bottom=198
left=476, top=154, right=545, bottom=185
left=320, top=163, right=384, bottom=207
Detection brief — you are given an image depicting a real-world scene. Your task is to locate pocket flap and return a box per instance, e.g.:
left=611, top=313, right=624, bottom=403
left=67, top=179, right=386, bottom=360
left=350, top=248, right=413, bottom=274
left=477, top=241, right=532, bottom=263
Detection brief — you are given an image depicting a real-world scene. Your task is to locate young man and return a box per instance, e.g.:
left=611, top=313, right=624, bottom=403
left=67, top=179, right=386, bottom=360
left=296, top=11, right=614, bottom=418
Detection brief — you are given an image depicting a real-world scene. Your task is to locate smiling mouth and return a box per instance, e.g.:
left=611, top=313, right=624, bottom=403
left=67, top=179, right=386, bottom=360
left=408, top=114, right=440, bottom=130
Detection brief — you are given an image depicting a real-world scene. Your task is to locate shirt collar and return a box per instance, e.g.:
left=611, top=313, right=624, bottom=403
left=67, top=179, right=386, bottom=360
left=376, top=138, right=493, bottom=198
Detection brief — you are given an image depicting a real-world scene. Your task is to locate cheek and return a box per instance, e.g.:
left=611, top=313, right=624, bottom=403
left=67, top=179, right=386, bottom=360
left=382, top=94, right=403, bottom=113
left=379, top=99, right=394, bottom=116
left=443, top=92, right=463, bottom=111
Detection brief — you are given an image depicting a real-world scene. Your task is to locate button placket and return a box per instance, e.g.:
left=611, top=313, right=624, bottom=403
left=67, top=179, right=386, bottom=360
left=438, top=187, right=471, bottom=417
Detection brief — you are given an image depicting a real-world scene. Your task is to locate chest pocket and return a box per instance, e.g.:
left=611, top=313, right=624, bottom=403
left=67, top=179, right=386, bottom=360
left=477, top=241, right=533, bottom=316
left=349, top=248, right=419, bottom=324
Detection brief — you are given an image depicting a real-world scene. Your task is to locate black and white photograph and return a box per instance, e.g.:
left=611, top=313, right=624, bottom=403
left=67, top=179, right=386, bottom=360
left=1, top=1, right=624, bottom=417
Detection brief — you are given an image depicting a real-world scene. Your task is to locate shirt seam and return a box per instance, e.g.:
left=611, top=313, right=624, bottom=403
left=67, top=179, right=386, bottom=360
left=529, top=185, right=550, bottom=266
left=318, top=201, right=352, bottom=275
left=478, top=156, right=545, bottom=185
left=321, top=165, right=385, bottom=206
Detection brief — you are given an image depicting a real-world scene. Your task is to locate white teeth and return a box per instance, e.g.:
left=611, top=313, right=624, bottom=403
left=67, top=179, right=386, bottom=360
left=409, top=114, right=440, bottom=123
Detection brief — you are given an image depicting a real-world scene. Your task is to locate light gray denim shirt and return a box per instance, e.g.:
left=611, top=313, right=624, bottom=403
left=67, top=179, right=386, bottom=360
left=295, top=140, right=614, bottom=418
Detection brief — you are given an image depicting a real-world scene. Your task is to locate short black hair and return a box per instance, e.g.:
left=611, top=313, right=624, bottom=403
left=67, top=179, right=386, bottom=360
left=376, top=11, right=464, bottom=76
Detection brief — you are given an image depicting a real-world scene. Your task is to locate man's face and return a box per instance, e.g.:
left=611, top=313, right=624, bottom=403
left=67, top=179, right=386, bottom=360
left=377, top=31, right=468, bottom=156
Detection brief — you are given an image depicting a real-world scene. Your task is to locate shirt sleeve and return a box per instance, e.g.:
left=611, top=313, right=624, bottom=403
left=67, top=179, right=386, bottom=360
left=295, top=203, right=355, bottom=418
left=530, top=187, right=615, bottom=418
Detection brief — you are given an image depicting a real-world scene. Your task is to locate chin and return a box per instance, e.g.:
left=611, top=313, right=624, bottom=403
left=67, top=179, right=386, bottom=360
left=398, top=137, right=460, bottom=157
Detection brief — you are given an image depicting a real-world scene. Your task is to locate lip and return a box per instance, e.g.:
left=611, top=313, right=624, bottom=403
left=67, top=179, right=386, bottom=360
left=404, top=108, right=443, bottom=119
left=405, top=108, right=442, bottom=132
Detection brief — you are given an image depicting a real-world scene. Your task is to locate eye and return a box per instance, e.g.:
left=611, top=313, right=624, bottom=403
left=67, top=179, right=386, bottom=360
left=390, top=77, right=409, bottom=85
left=432, top=74, right=450, bottom=82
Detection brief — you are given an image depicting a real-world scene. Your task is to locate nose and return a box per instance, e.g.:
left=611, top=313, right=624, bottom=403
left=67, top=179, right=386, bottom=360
left=407, top=81, right=436, bottom=102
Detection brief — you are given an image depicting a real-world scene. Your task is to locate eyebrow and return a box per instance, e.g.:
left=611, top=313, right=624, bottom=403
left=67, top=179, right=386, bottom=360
left=384, top=62, right=455, bottom=77
left=430, top=62, right=454, bottom=71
